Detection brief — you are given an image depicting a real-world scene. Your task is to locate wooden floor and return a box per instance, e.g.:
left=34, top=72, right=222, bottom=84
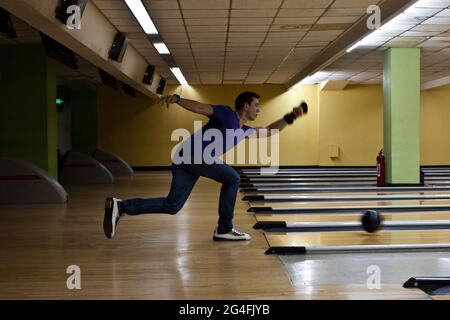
left=0, top=172, right=432, bottom=299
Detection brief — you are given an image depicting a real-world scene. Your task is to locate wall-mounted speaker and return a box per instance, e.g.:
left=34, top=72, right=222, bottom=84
left=40, top=33, right=78, bottom=70
left=55, top=0, right=88, bottom=26
left=156, top=78, right=166, bottom=95
left=143, top=64, right=155, bottom=85
left=108, top=32, right=128, bottom=62
left=122, top=82, right=136, bottom=97
left=0, top=8, right=16, bottom=38
left=98, top=69, right=118, bottom=90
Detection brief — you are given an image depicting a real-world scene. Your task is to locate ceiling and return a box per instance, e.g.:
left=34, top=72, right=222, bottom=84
left=91, top=0, right=450, bottom=86
left=304, top=1, right=450, bottom=85
left=1, top=0, right=449, bottom=87
left=92, top=0, right=386, bottom=84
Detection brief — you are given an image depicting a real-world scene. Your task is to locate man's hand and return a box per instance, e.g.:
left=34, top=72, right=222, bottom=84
left=292, top=106, right=304, bottom=118
left=292, top=101, right=308, bottom=119
left=160, top=95, right=179, bottom=108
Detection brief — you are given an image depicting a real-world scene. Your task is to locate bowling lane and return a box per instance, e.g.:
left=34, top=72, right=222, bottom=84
left=241, top=169, right=376, bottom=174
left=249, top=199, right=450, bottom=208
left=254, top=212, right=450, bottom=233
left=244, top=193, right=450, bottom=204
left=242, top=173, right=376, bottom=178
left=243, top=177, right=376, bottom=182
left=432, top=296, right=450, bottom=300
left=243, top=182, right=376, bottom=187
left=243, top=187, right=450, bottom=195
left=265, top=229, right=450, bottom=253
left=254, top=212, right=450, bottom=223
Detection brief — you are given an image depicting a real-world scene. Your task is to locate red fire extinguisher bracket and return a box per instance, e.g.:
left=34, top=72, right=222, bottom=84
left=377, top=149, right=385, bottom=187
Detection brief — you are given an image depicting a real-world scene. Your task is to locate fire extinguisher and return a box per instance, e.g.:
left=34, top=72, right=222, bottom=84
left=377, top=149, right=385, bottom=187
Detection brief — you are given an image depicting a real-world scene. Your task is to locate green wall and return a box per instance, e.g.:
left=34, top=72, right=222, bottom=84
left=68, top=81, right=98, bottom=155
left=383, top=48, right=421, bottom=184
left=0, top=44, right=57, bottom=178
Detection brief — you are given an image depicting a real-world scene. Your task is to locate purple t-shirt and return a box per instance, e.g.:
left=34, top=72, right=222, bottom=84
left=174, top=105, right=254, bottom=164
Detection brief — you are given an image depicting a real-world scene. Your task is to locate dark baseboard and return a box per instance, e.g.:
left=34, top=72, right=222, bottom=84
left=232, top=165, right=376, bottom=169
left=132, top=166, right=172, bottom=171
left=131, top=165, right=450, bottom=173
left=385, top=183, right=424, bottom=187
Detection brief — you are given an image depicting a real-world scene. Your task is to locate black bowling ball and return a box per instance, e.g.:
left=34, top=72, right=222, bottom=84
left=300, top=101, right=308, bottom=114
left=361, top=210, right=384, bottom=233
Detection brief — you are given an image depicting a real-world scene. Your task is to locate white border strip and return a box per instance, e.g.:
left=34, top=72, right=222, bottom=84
left=306, top=243, right=450, bottom=253
left=264, top=194, right=450, bottom=201
left=274, top=204, right=450, bottom=211
left=285, top=220, right=450, bottom=228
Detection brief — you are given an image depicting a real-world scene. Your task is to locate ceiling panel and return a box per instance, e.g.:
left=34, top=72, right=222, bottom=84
left=233, top=0, right=282, bottom=9
left=278, top=8, right=326, bottom=17
left=180, top=0, right=230, bottom=10
left=182, top=10, right=229, bottom=18
left=82, top=0, right=449, bottom=85
left=282, top=0, right=334, bottom=9
left=145, top=0, right=180, bottom=10
left=230, top=9, right=278, bottom=18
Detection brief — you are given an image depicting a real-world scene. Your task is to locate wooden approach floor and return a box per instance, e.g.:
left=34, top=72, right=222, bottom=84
left=0, top=172, right=435, bottom=300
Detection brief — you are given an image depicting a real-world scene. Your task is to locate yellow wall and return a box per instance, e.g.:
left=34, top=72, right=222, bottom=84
left=98, top=83, right=450, bottom=167
left=319, top=85, right=384, bottom=166
left=98, top=84, right=319, bottom=166
left=421, top=84, right=450, bottom=165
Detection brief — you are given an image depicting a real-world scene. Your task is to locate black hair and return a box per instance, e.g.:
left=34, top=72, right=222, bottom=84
left=235, top=91, right=260, bottom=111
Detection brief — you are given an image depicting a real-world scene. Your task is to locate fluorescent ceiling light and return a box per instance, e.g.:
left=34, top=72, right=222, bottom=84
left=346, top=0, right=424, bottom=53
left=291, top=72, right=324, bottom=89
left=153, top=42, right=170, bottom=54
left=124, top=0, right=158, bottom=35
left=347, top=41, right=363, bottom=53
left=170, top=67, right=188, bottom=85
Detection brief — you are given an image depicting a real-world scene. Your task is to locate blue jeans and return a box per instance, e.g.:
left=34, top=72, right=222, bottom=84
left=121, top=163, right=241, bottom=232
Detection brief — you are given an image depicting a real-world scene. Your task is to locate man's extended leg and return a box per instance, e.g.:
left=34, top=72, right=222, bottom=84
left=103, top=165, right=199, bottom=238
left=182, top=162, right=250, bottom=241
left=121, top=165, right=199, bottom=215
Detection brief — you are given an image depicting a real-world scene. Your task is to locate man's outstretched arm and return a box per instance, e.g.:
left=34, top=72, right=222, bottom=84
left=247, top=119, right=288, bottom=139
left=161, top=95, right=213, bottom=116
left=249, top=103, right=307, bottom=138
